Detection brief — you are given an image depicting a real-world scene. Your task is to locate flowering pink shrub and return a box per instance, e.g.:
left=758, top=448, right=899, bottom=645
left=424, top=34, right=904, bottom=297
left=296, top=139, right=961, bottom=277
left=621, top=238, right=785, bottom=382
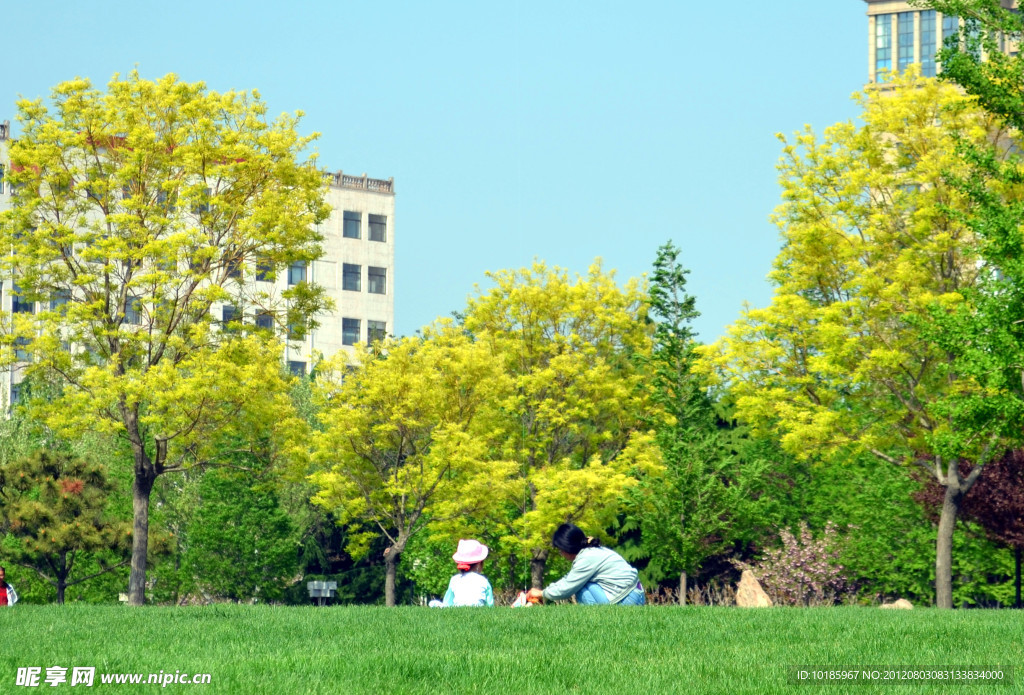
left=740, top=521, right=850, bottom=606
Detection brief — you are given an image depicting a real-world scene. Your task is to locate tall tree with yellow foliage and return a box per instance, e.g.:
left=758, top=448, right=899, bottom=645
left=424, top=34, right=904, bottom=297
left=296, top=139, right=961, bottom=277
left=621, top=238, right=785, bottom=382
left=697, top=69, right=1016, bottom=608
left=310, top=324, right=518, bottom=607
left=0, top=72, right=330, bottom=605
left=462, top=261, right=660, bottom=588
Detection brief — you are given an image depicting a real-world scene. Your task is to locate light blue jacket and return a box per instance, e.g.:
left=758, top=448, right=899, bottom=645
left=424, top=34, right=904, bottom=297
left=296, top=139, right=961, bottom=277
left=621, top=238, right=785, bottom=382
left=543, top=547, right=638, bottom=604
left=442, top=571, right=494, bottom=607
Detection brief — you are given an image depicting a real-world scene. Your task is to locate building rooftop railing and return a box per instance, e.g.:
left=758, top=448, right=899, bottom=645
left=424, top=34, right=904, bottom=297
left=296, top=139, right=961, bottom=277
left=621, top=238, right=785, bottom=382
left=325, top=170, right=394, bottom=194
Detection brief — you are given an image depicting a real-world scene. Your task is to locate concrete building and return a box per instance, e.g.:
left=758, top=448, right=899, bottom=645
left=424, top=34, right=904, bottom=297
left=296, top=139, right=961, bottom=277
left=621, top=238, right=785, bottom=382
left=863, top=1, right=1018, bottom=83
left=290, top=171, right=395, bottom=377
left=0, top=120, right=394, bottom=402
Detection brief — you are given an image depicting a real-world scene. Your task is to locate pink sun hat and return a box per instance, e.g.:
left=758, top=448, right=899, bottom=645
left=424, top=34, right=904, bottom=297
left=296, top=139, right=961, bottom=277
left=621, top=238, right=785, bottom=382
left=452, top=539, right=489, bottom=564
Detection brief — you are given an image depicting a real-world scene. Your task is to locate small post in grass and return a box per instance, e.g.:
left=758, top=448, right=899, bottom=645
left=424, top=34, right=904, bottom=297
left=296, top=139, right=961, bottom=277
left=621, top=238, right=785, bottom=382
left=307, top=581, right=337, bottom=606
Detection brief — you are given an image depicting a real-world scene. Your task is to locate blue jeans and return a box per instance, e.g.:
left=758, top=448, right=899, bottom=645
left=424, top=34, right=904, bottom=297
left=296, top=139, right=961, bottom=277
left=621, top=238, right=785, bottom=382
left=575, top=582, right=646, bottom=605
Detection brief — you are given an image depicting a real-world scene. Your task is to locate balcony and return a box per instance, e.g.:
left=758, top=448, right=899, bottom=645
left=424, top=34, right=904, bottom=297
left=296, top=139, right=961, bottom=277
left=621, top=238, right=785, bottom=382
left=326, top=170, right=394, bottom=194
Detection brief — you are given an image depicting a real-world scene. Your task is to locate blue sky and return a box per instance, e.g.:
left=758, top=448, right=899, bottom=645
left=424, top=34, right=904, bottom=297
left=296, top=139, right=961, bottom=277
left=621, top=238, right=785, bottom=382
left=2, top=1, right=868, bottom=342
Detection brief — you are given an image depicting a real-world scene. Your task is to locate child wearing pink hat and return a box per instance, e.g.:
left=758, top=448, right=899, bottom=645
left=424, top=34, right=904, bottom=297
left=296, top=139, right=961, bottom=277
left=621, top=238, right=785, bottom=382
left=441, top=539, right=495, bottom=607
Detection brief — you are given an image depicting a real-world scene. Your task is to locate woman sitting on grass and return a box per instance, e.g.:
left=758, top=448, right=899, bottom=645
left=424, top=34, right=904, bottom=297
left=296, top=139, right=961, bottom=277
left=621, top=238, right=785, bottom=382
left=527, top=523, right=645, bottom=606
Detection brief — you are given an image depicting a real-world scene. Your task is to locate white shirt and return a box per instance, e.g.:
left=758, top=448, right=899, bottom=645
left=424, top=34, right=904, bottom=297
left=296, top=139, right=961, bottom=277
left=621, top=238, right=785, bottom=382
left=442, top=572, right=494, bottom=607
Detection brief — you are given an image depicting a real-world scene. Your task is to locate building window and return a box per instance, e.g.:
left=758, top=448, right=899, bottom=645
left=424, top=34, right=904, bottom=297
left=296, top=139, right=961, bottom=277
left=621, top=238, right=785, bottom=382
left=343, top=211, right=361, bottom=239
left=153, top=299, right=172, bottom=326
left=0, top=164, right=5, bottom=195
left=288, top=261, right=307, bottom=285
left=15, top=337, right=31, bottom=362
left=11, top=286, right=33, bottom=314
left=156, top=189, right=176, bottom=213
left=897, top=12, right=915, bottom=73
left=187, top=250, right=205, bottom=274
left=965, top=17, right=982, bottom=61
left=192, top=187, right=211, bottom=216
left=222, top=304, right=240, bottom=327
left=225, top=254, right=243, bottom=280
left=369, top=214, right=387, bottom=242
left=84, top=346, right=103, bottom=366
left=343, top=263, right=361, bottom=292
left=368, top=267, right=387, bottom=295
left=156, top=252, right=177, bottom=275
left=50, top=289, right=70, bottom=313
left=256, top=258, right=273, bottom=282
left=876, top=14, right=893, bottom=77
left=942, top=14, right=959, bottom=49
left=368, top=320, right=387, bottom=345
left=288, top=360, right=306, bottom=377
left=125, top=296, right=143, bottom=325
left=255, top=312, right=274, bottom=330
left=342, top=318, right=361, bottom=346
left=921, top=10, right=937, bottom=77
left=11, top=382, right=22, bottom=405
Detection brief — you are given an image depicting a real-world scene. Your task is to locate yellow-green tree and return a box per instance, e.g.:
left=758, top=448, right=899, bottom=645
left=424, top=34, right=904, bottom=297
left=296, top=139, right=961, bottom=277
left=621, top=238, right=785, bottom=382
left=0, top=72, right=329, bottom=605
left=309, top=324, right=517, bottom=606
left=462, top=261, right=661, bottom=587
left=697, top=69, right=1014, bottom=608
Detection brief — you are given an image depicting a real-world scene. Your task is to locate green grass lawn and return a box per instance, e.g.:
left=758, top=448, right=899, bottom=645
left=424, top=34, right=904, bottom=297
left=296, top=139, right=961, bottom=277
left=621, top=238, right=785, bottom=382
left=1, top=605, right=1021, bottom=694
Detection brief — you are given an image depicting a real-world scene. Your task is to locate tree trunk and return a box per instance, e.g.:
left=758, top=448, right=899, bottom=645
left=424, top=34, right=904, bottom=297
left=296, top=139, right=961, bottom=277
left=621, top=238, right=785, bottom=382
left=530, top=550, right=548, bottom=589
left=382, top=530, right=413, bottom=608
left=384, top=549, right=400, bottom=607
left=173, top=538, right=182, bottom=606
left=1015, top=545, right=1021, bottom=609
left=679, top=571, right=687, bottom=606
left=56, top=550, right=67, bottom=605
left=128, top=463, right=157, bottom=606
left=508, top=553, right=518, bottom=590
left=935, top=480, right=963, bottom=609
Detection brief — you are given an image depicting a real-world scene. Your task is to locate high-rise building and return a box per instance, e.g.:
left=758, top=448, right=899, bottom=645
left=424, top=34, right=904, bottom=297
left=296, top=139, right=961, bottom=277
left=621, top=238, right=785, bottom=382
left=863, top=1, right=1018, bottom=83
left=0, top=120, right=394, bottom=403
left=293, top=171, right=395, bottom=377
